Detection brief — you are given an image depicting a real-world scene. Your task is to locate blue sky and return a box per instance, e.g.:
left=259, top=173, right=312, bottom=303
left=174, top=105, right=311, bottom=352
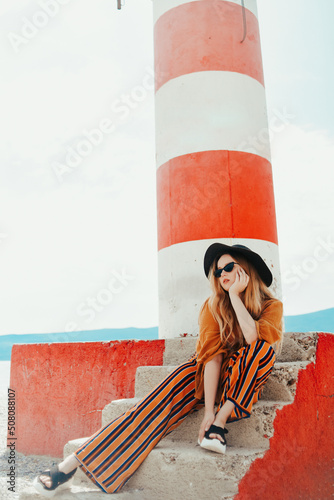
left=0, top=0, right=333, bottom=335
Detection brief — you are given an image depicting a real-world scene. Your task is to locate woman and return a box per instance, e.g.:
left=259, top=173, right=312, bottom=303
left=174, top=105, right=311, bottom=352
left=33, top=243, right=283, bottom=497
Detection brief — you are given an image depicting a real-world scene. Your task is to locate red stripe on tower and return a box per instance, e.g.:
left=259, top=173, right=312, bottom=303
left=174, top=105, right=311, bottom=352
left=157, top=151, right=278, bottom=250
left=154, top=0, right=264, bottom=91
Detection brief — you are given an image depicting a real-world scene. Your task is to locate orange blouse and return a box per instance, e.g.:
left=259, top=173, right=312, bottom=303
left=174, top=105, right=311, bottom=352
left=194, top=297, right=283, bottom=401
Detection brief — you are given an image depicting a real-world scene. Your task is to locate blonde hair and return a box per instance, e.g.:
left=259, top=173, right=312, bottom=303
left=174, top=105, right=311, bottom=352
left=202, top=252, right=283, bottom=355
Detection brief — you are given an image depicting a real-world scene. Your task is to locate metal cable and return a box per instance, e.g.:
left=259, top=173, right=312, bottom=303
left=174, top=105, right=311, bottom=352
left=241, top=0, right=247, bottom=43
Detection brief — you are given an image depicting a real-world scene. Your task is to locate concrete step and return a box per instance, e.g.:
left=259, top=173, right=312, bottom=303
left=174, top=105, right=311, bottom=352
left=19, top=484, right=234, bottom=500
left=101, top=397, right=287, bottom=449
left=162, top=332, right=317, bottom=366
left=63, top=439, right=265, bottom=499
left=19, top=483, right=147, bottom=499
left=135, top=360, right=310, bottom=401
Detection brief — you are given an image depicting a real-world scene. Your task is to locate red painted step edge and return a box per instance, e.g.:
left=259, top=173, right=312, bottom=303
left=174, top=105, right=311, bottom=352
left=235, top=332, right=334, bottom=500
left=9, top=340, right=165, bottom=457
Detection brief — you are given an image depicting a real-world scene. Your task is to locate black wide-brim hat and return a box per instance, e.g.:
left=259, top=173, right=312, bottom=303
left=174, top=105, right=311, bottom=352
left=204, top=243, right=273, bottom=287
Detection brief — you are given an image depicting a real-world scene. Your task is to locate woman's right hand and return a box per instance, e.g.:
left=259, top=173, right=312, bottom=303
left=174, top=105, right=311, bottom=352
left=198, top=409, right=215, bottom=444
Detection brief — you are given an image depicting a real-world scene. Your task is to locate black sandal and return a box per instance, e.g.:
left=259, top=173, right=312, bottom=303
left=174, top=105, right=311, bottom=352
left=199, top=424, right=228, bottom=454
left=32, top=465, right=77, bottom=497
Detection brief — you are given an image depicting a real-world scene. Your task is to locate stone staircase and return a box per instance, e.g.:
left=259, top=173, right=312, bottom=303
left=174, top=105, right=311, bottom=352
left=20, top=333, right=317, bottom=500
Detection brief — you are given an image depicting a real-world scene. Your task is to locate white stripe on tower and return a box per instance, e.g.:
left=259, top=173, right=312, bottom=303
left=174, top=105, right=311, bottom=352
left=153, top=0, right=281, bottom=338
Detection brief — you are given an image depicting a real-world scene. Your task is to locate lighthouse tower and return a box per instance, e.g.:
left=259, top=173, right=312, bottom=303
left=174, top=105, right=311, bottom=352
left=153, top=0, right=281, bottom=338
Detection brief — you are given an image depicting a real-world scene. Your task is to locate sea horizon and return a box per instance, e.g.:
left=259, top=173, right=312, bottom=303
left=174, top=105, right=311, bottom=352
left=1, top=308, right=333, bottom=373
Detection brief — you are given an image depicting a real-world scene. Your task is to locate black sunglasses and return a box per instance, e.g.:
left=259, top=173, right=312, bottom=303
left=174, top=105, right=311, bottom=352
left=213, top=262, right=239, bottom=278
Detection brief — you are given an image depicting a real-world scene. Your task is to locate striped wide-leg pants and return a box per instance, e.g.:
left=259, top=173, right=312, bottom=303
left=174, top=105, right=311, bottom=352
left=74, top=339, right=275, bottom=493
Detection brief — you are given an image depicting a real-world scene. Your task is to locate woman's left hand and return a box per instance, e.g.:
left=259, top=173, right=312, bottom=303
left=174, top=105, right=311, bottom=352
left=198, top=410, right=216, bottom=444
left=229, top=268, right=249, bottom=296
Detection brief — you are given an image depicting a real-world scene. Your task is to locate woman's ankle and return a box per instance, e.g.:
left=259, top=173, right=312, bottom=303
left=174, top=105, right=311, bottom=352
left=213, top=415, right=226, bottom=428
left=58, top=454, right=79, bottom=474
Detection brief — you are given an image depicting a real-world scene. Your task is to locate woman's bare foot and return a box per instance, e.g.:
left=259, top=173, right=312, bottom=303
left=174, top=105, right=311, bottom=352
left=38, top=473, right=52, bottom=489
left=199, top=423, right=228, bottom=454
left=209, top=422, right=225, bottom=442
left=209, top=399, right=235, bottom=441
left=34, top=454, right=79, bottom=494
